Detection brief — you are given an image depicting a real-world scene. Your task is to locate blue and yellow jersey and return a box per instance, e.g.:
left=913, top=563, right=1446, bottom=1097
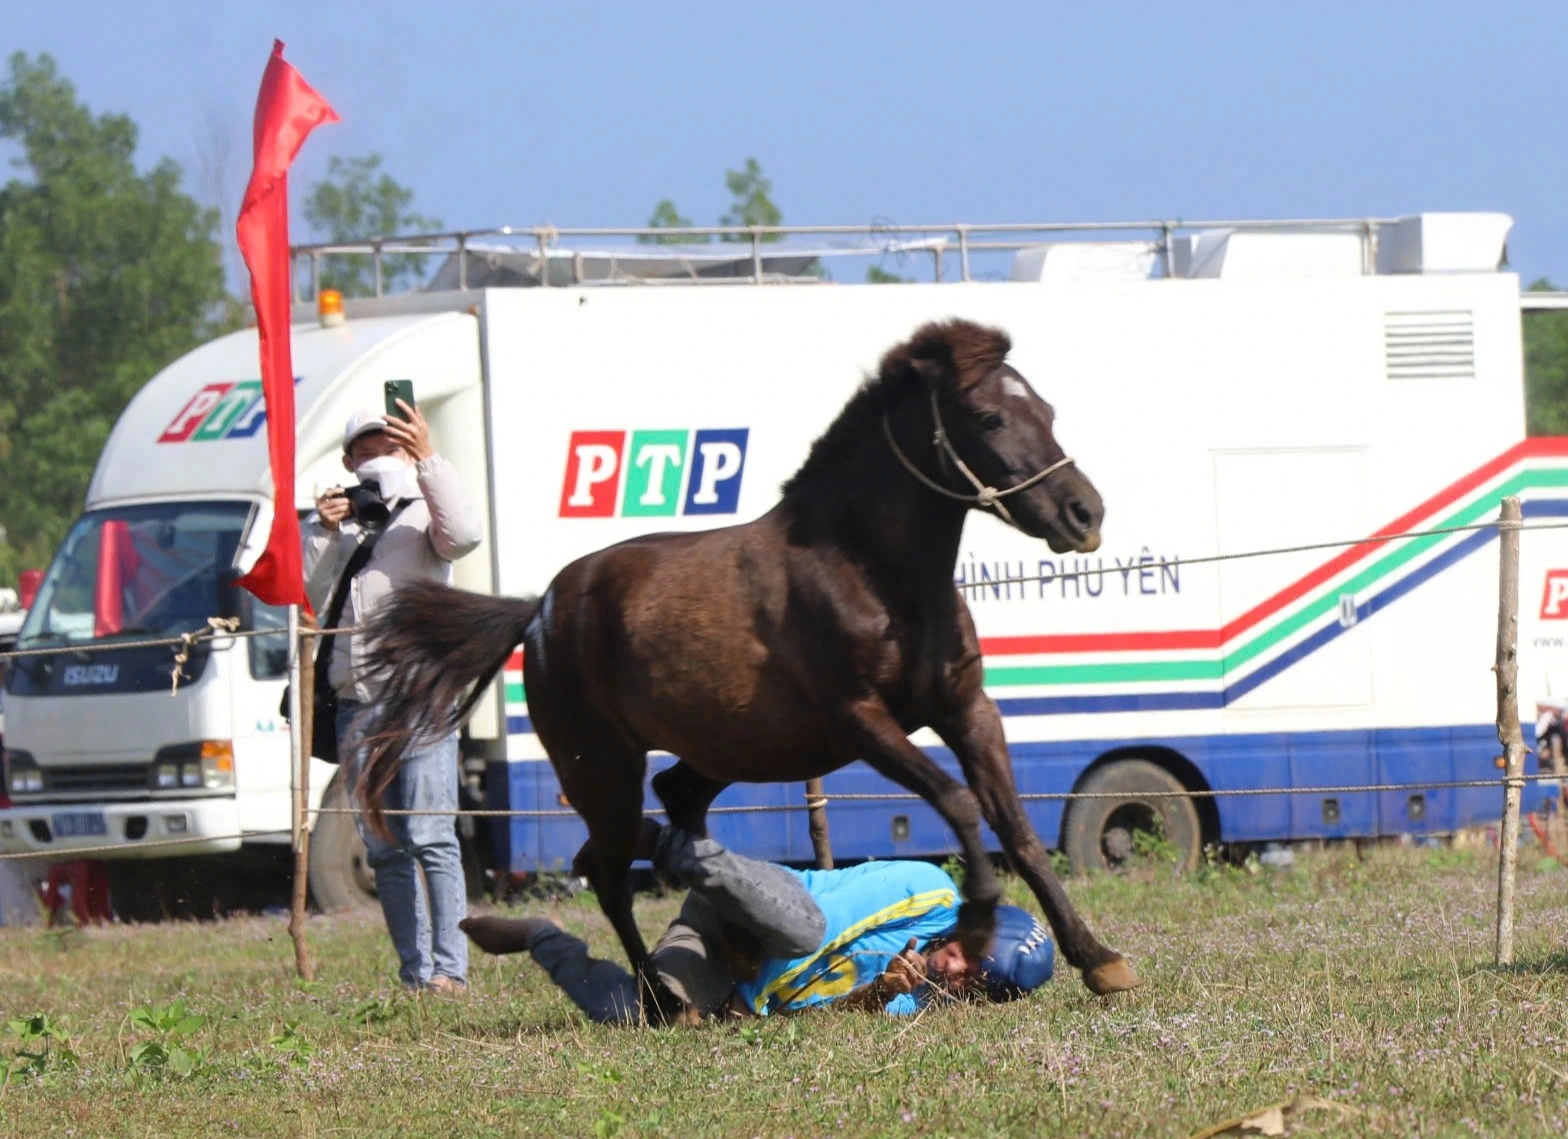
left=733, top=860, right=960, bottom=1016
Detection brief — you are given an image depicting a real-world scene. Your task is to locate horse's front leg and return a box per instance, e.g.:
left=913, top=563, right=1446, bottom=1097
left=847, top=698, right=1000, bottom=958
left=934, top=691, right=1142, bottom=995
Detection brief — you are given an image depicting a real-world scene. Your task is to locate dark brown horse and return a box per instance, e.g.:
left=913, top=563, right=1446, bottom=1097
left=357, top=318, right=1140, bottom=1002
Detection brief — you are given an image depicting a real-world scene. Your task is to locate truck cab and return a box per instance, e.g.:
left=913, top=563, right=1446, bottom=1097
left=0, top=305, right=494, bottom=915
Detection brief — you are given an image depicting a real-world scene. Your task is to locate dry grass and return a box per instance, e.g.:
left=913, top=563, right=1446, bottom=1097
left=2, top=844, right=1567, bottom=1137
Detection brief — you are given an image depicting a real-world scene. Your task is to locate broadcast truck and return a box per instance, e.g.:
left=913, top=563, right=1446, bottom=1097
left=2, top=211, right=1564, bottom=915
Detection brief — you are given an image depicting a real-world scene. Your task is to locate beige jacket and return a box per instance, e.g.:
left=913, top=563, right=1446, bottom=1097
left=301, top=453, right=484, bottom=702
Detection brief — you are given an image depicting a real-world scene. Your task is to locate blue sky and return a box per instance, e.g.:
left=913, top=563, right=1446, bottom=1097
left=9, top=1, right=1568, bottom=285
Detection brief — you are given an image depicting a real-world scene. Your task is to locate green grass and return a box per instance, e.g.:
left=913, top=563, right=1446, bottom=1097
left=4, top=845, right=1568, bottom=1137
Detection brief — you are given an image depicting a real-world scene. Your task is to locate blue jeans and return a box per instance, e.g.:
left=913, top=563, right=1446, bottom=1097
left=527, top=828, right=825, bottom=1024
left=337, top=699, right=469, bottom=987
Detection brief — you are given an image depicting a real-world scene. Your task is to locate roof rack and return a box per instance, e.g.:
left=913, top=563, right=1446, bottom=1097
left=289, top=213, right=1516, bottom=299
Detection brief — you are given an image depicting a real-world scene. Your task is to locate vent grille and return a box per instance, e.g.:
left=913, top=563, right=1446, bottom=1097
left=42, top=764, right=147, bottom=794
left=1384, top=310, right=1475, bottom=380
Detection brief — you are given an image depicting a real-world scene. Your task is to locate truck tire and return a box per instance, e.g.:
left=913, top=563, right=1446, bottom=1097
left=1062, top=759, right=1202, bottom=875
left=107, top=858, right=257, bottom=922
left=308, top=770, right=379, bottom=914
left=106, top=860, right=172, bottom=924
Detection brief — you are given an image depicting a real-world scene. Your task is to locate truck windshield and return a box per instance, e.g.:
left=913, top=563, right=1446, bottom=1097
left=17, top=501, right=256, bottom=646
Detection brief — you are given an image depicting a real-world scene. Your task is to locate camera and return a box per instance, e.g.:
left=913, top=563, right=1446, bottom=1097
left=341, top=482, right=390, bottom=528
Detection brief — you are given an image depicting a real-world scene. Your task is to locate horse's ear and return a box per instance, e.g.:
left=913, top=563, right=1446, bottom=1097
left=945, top=322, right=1011, bottom=390
left=907, top=354, right=949, bottom=386
left=884, top=320, right=1009, bottom=392
left=899, top=320, right=1009, bottom=392
left=904, top=331, right=957, bottom=389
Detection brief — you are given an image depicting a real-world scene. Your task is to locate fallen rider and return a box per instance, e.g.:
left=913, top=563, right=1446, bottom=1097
left=459, top=820, right=1054, bottom=1025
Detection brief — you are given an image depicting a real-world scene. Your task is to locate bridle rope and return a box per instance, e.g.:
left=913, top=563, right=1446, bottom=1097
left=881, top=388, right=1076, bottom=527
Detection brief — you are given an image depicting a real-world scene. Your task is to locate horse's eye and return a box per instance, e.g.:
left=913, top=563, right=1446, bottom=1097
left=979, top=412, right=1005, bottom=431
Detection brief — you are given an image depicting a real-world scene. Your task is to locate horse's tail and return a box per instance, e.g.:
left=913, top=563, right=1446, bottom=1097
left=354, top=580, right=540, bottom=841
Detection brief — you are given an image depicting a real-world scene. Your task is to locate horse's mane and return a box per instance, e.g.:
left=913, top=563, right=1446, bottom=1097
left=780, top=319, right=1011, bottom=499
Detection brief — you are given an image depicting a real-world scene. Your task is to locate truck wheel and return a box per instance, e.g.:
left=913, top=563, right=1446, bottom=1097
left=107, top=858, right=227, bottom=922
left=107, top=861, right=167, bottom=924
left=1062, top=759, right=1202, bottom=875
left=308, top=771, right=378, bottom=913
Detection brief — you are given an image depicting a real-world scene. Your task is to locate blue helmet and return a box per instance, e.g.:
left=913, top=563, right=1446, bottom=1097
left=975, top=905, right=1055, bottom=1002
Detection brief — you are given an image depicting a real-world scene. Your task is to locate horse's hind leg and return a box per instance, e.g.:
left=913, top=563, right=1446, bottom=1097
left=651, top=761, right=730, bottom=837
left=936, top=692, right=1141, bottom=996
left=555, top=745, right=680, bottom=1023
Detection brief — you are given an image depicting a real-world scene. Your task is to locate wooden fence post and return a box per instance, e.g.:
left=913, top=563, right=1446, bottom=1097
left=1494, top=496, right=1526, bottom=967
left=290, top=612, right=316, bottom=981
left=805, top=778, right=834, bottom=870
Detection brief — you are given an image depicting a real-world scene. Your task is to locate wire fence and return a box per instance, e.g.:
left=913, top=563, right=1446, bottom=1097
left=954, top=516, right=1565, bottom=595
left=0, top=622, right=367, bottom=700
left=5, top=773, right=1556, bottom=862
left=300, top=773, right=1559, bottom=821
left=0, top=830, right=290, bottom=862
left=0, top=622, right=362, bottom=662
left=0, top=509, right=1556, bottom=718
left=0, top=515, right=1562, bottom=665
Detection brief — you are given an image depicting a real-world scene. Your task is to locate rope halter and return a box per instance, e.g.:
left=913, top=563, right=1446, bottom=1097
left=882, top=388, right=1076, bottom=528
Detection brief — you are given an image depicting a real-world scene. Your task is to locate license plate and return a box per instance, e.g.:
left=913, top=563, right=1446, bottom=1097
left=52, top=812, right=108, bottom=838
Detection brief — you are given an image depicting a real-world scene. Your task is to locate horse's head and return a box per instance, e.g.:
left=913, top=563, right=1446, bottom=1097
left=894, top=320, right=1104, bottom=554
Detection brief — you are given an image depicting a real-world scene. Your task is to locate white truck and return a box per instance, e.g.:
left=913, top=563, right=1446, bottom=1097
left=0, top=591, right=46, bottom=926
left=2, top=212, right=1563, bottom=914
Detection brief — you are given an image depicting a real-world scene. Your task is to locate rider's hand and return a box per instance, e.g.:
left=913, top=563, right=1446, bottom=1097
left=316, top=487, right=351, bottom=531
left=877, top=938, right=928, bottom=996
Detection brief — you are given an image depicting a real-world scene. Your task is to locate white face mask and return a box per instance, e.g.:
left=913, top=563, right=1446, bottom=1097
left=354, top=455, right=412, bottom=499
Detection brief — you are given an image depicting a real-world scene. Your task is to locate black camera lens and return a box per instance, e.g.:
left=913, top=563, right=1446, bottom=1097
left=344, top=484, right=390, bottom=527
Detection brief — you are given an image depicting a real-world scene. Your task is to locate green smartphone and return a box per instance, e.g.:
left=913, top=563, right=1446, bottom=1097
left=384, top=379, right=414, bottom=422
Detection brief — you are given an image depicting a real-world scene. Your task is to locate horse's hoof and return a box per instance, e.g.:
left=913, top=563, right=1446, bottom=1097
left=1083, top=956, right=1142, bottom=995
left=955, top=899, right=998, bottom=958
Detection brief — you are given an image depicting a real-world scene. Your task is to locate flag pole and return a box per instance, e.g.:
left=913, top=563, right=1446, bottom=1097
left=285, top=604, right=314, bottom=978
left=289, top=606, right=316, bottom=980
left=230, top=39, right=336, bottom=980
left=288, top=605, right=303, bottom=852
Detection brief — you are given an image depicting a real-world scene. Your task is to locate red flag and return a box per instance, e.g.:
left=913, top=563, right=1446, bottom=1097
left=233, top=40, right=339, bottom=612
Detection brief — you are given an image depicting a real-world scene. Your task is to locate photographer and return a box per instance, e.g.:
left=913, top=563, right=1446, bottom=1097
left=302, top=401, right=483, bottom=992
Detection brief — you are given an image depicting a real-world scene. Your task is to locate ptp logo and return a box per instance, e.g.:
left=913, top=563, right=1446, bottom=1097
left=156, top=378, right=301, bottom=444
left=559, top=428, right=750, bottom=518
left=1541, top=570, right=1568, bottom=619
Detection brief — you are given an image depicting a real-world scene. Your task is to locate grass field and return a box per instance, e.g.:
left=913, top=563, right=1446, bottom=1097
left=3, top=843, right=1567, bottom=1138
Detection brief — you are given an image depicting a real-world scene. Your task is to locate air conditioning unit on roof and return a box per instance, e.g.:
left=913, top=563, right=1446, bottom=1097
left=1172, top=229, right=1365, bottom=280
left=1374, top=213, right=1513, bottom=274
left=1010, top=241, right=1158, bottom=283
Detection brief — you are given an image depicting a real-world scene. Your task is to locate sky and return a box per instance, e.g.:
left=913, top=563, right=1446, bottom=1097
left=8, top=1, right=1568, bottom=285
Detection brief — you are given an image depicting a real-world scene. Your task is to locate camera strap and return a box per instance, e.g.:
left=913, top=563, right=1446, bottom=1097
left=314, top=497, right=414, bottom=682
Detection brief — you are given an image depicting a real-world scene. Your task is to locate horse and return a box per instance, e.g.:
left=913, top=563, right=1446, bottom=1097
left=355, top=318, right=1141, bottom=1005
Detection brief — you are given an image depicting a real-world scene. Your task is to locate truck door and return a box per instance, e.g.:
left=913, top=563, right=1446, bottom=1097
left=1213, top=448, right=1377, bottom=840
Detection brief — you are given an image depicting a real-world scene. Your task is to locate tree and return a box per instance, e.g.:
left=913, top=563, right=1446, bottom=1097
left=1525, top=278, right=1568, bottom=436
left=641, top=157, right=786, bottom=251
left=639, top=198, right=703, bottom=245
left=0, top=52, right=230, bottom=586
left=719, top=157, right=783, bottom=242
left=866, top=266, right=911, bottom=284
left=302, top=153, right=441, bottom=297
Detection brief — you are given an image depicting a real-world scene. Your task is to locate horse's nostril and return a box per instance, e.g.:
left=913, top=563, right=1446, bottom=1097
left=1068, top=500, right=1095, bottom=530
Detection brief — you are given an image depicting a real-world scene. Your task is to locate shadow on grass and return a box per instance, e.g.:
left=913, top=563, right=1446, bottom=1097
left=1490, top=950, right=1568, bottom=977
left=1391, top=953, right=1568, bottom=983
left=1403, top=950, right=1568, bottom=981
